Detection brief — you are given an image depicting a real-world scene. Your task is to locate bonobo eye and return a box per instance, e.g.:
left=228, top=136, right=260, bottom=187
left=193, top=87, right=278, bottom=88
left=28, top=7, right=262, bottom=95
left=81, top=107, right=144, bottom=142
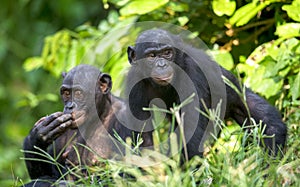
left=162, top=49, right=173, bottom=59
left=146, top=52, right=156, bottom=60
left=74, top=90, right=84, bottom=100
left=62, top=90, right=70, bottom=100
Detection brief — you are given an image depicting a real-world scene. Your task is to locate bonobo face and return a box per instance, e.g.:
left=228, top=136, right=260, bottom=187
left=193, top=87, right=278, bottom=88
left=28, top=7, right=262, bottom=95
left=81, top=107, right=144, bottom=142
left=127, top=29, right=177, bottom=86
left=60, top=81, right=87, bottom=128
left=60, top=65, right=111, bottom=128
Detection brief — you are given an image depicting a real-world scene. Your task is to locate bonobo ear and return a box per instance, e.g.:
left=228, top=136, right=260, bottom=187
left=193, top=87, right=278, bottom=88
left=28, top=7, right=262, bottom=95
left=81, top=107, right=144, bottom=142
left=98, top=73, right=112, bottom=94
left=127, top=46, right=136, bottom=64
left=62, top=72, right=67, bottom=78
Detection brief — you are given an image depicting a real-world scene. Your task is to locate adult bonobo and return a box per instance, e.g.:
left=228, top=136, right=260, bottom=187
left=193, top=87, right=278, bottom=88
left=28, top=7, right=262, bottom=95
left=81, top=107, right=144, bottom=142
left=125, top=29, right=286, bottom=158
left=23, top=64, right=130, bottom=186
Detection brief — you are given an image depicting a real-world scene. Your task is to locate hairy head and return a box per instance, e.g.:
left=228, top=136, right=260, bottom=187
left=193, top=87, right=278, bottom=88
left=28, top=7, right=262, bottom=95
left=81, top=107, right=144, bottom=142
left=61, top=64, right=112, bottom=127
left=127, top=29, right=180, bottom=86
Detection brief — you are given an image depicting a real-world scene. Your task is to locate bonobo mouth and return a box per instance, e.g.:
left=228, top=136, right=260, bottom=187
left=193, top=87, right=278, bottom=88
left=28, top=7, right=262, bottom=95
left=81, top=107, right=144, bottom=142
left=71, top=110, right=86, bottom=128
left=152, top=73, right=174, bottom=86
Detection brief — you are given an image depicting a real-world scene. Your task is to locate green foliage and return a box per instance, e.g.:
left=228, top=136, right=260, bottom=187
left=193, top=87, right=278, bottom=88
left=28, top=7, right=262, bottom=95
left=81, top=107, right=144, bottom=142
left=237, top=36, right=300, bottom=118
left=24, top=11, right=137, bottom=95
left=229, top=1, right=274, bottom=27
left=23, top=28, right=100, bottom=77
left=3, top=0, right=300, bottom=186
left=225, top=0, right=300, bottom=123
left=120, top=0, right=169, bottom=16
left=276, top=23, right=300, bottom=38
left=210, top=48, right=234, bottom=70
left=212, top=0, right=236, bottom=17
left=16, top=98, right=300, bottom=186
left=282, top=0, right=300, bottom=22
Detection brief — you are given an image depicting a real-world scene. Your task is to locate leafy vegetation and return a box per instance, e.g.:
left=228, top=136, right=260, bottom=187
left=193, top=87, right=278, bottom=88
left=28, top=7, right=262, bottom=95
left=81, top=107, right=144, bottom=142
left=18, top=97, right=300, bottom=186
left=1, top=0, right=299, bottom=186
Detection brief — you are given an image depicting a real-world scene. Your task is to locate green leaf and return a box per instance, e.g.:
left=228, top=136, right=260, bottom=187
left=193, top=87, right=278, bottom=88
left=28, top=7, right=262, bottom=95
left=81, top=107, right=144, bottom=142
left=229, top=2, right=269, bottom=26
left=212, top=0, right=236, bottom=16
left=108, top=10, right=119, bottom=24
left=120, top=0, right=169, bottom=16
left=95, top=17, right=137, bottom=59
left=41, top=93, right=59, bottom=102
left=211, top=50, right=234, bottom=70
left=251, top=78, right=283, bottom=99
left=291, top=72, right=300, bottom=101
left=247, top=66, right=283, bottom=98
left=282, top=0, right=300, bottom=22
left=275, top=50, right=292, bottom=73
left=236, top=63, right=255, bottom=78
left=260, top=58, right=277, bottom=78
left=23, top=57, right=43, bottom=71
left=275, top=23, right=300, bottom=38
left=178, top=16, right=189, bottom=26
left=168, top=2, right=189, bottom=12
left=66, top=40, right=80, bottom=70
left=247, top=42, right=275, bottom=65
left=283, top=38, right=300, bottom=51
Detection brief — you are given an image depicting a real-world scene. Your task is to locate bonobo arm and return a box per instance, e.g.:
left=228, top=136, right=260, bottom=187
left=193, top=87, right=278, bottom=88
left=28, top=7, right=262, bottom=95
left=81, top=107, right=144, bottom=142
left=23, top=112, right=72, bottom=179
left=221, top=68, right=286, bottom=155
left=245, top=90, right=287, bottom=154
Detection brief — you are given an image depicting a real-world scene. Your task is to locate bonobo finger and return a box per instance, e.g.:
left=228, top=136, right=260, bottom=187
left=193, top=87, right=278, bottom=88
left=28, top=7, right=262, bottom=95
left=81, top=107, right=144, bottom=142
left=42, top=120, right=73, bottom=142
left=39, top=114, right=72, bottom=135
left=31, top=112, right=63, bottom=137
left=33, top=117, right=47, bottom=127
left=39, top=112, right=64, bottom=127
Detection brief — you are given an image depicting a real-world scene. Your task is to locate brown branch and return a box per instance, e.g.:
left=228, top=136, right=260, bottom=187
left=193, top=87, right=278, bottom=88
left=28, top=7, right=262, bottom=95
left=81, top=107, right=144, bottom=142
left=239, top=21, right=274, bottom=44
left=226, top=18, right=275, bottom=37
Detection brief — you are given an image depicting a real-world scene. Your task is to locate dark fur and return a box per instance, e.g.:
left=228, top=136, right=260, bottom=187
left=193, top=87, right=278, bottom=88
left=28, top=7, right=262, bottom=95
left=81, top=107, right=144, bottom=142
left=23, top=65, right=130, bottom=186
left=126, top=29, right=287, bottom=158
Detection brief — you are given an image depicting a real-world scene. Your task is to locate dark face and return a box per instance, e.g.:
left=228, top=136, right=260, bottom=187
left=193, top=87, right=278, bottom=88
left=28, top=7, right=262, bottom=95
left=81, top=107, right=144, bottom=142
left=60, top=77, right=89, bottom=127
left=128, top=30, right=177, bottom=86
left=60, top=65, right=111, bottom=127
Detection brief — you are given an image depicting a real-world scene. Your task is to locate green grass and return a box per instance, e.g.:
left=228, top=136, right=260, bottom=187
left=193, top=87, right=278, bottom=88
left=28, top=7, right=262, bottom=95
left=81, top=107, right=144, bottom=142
left=17, top=95, right=300, bottom=186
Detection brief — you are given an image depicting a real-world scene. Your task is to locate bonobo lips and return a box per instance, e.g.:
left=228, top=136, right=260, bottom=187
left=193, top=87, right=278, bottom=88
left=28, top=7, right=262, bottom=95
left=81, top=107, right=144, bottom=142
left=152, top=73, right=174, bottom=86
left=71, top=110, right=86, bottom=128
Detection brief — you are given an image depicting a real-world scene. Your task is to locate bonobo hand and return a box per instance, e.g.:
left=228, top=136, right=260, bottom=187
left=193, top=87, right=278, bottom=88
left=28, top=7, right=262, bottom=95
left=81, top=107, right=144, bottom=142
left=29, top=112, right=73, bottom=147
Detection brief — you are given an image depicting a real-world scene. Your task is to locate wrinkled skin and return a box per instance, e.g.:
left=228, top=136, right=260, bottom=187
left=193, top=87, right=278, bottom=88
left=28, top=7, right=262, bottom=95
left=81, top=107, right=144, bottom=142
left=126, top=29, right=287, bottom=158
left=23, top=65, right=131, bottom=186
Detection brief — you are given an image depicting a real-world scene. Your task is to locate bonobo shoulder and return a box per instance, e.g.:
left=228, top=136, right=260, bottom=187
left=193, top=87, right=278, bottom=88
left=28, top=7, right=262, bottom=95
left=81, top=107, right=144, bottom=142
left=125, top=28, right=287, bottom=158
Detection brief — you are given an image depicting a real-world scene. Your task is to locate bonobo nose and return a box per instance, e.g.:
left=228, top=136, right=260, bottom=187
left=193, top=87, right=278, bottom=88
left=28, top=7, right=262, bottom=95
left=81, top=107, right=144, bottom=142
left=64, top=101, right=77, bottom=114
left=156, top=60, right=167, bottom=68
left=66, top=102, right=76, bottom=108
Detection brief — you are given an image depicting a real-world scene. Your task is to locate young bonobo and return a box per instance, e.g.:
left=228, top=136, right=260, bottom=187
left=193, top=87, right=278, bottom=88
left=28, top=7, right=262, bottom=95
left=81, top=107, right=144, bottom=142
left=126, top=29, right=287, bottom=158
left=23, top=64, right=130, bottom=186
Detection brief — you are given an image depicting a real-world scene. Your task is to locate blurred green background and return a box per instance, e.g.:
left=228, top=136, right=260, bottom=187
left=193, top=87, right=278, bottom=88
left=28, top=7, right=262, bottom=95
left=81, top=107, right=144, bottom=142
left=1, top=0, right=299, bottom=186
left=0, top=0, right=108, bottom=185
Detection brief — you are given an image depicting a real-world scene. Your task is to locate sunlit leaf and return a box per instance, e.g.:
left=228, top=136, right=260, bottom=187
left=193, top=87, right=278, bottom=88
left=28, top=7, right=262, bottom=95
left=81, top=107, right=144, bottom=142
left=229, top=2, right=269, bottom=26
left=66, top=40, right=80, bottom=71
left=168, top=2, right=189, bottom=12
left=245, top=63, right=283, bottom=98
left=178, top=16, right=189, bottom=26
left=260, top=58, right=277, bottom=78
left=251, top=77, right=283, bottom=99
left=120, top=0, right=169, bottom=16
left=282, top=0, right=300, bottom=22
left=275, top=50, right=292, bottom=73
left=108, top=10, right=119, bottom=24
left=275, top=23, right=300, bottom=38
left=291, top=72, right=300, bottom=101
left=236, top=63, right=255, bottom=81
left=42, top=93, right=59, bottom=102
left=284, top=38, right=300, bottom=50
left=211, top=50, right=234, bottom=70
left=212, top=0, right=236, bottom=16
left=23, top=57, right=43, bottom=71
